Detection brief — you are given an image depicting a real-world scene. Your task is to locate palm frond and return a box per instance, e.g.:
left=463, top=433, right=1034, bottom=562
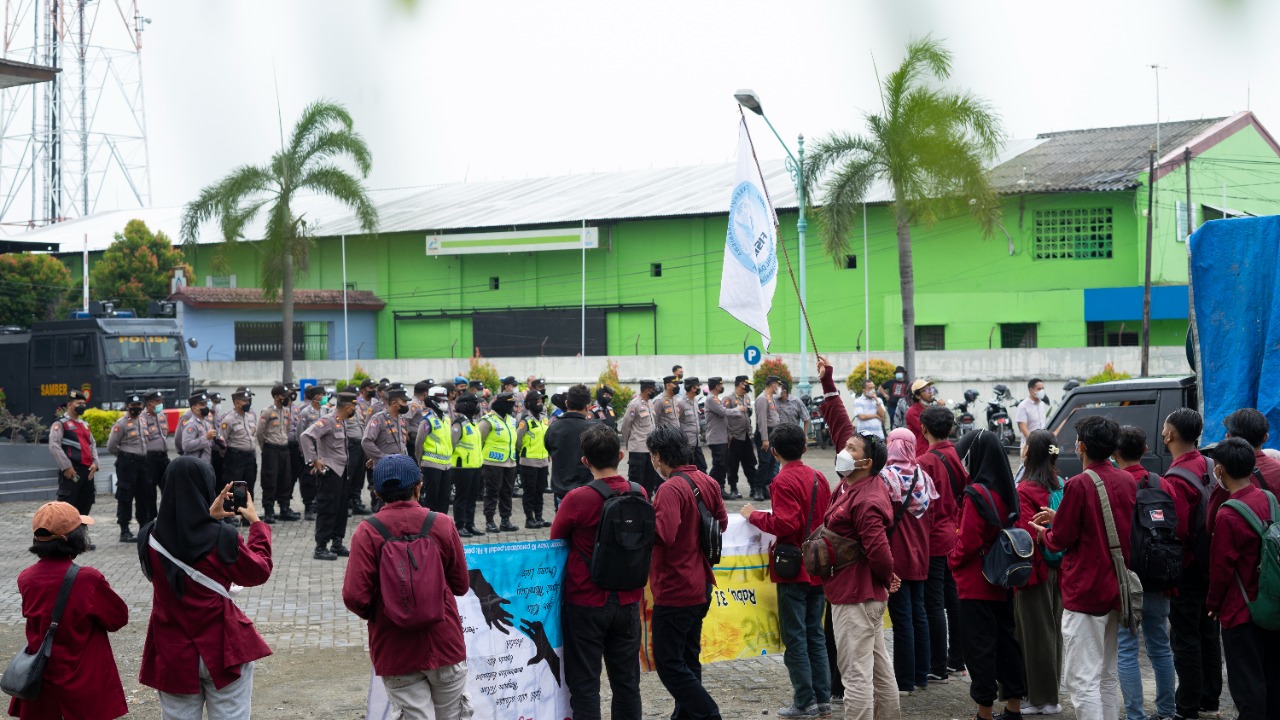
left=297, top=165, right=380, bottom=234
left=286, top=100, right=354, bottom=164
left=298, top=129, right=373, bottom=179
left=180, top=164, right=276, bottom=244
left=815, top=156, right=879, bottom=259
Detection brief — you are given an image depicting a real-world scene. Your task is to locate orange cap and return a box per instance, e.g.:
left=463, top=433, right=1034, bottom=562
left=32, top=501, right=93, bottom=541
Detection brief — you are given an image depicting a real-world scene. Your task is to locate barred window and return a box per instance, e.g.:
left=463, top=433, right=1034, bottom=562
left=1033, top=208, right=1113, bottom=260
left=915, top=325, right=945, bottom=351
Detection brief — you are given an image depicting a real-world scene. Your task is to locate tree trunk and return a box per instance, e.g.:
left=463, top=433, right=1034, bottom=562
left=895, top=203, right=916, bottom=384
left=281, top=250, right=294, bottom=384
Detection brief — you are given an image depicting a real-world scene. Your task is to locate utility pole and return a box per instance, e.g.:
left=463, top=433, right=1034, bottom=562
left=1142, top=147, right=1155, bottom=377
left=1184, top=147, right=1193, bottom=240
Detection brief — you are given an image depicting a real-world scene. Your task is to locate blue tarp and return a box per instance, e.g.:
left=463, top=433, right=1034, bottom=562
left=1190, top=216, right=1280, bottom=448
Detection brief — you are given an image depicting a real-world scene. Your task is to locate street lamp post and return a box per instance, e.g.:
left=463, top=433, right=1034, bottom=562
left=735, top=89, right=811, bottom=396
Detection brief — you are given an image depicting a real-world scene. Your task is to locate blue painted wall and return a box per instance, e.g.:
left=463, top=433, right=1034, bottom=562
left=176, top=307, right=379, bottom=362
left=1084, top=285, right=1189, bottom=321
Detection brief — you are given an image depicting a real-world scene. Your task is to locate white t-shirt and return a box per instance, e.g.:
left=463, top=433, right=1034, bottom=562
left=1015, top=397, right=1047, bottom=444
left=851, top=394, right=886, bottom=439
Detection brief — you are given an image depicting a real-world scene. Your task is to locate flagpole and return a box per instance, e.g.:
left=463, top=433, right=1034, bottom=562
left=342, top=234, right=349, bottom=379
left=581, top=219, right=586, bottom=381
left=864, top=203, right=870, bottom=379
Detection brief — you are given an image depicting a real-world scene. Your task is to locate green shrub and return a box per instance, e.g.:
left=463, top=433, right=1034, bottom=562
left=1085, top=362, right=1133, bottom=385
left=335, top=364, right=372, bottom=392
left=847, top=358, right=898, bottom=392
left=596, top=359, right=634, bottom=415
left=468, top=354, right=501, bottom=395
left=82, top=408, right=123, bottom=446
left=753, top=357, right=794, bottom=393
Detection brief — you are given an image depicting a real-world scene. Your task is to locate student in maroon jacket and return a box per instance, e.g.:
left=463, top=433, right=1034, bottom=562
left=343, top=454, right=471, bottom=720
left=814, top=355, right=902, bottom=720
left=549, top=424, right=646, bottom=720
left=1030, top=415, right=1136, bottom=720
left=9, top=503, right=128, bottom=720
left=1159, top=407, right=1224, bottom=720
left=647, top=424, right=729, bottom=720
left=743, top=423, right=833, bottom=717
left=916, top=406, right=968, bottom=682
left=949, top=430, right=1026, bottom=720
left=1013, top=430, right=1064, bottom=716
left=137, top=456, right=274, bottom=717
left=1205, top=437, right=1280, bottom=720
left=1213, top=409, right=1280, bottom=530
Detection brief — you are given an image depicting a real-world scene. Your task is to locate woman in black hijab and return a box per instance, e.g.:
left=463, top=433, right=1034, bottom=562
left=136, top=456, right=274, bottom=716
left=953, top=429, right=1020, bottom=528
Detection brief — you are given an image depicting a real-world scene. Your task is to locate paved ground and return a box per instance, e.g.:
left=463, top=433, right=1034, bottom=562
left=0, top=444, right=1196, bottom=719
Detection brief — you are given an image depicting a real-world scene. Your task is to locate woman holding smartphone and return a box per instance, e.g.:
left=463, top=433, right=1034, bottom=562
left=137, top=456, right=274, bottom=718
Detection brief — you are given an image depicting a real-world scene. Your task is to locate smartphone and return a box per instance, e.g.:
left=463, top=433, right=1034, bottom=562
left=225, top=481, right=248, bottom=513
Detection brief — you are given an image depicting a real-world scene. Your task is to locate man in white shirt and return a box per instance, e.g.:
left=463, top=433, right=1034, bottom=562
left=1015, top=377, right=1048, bottom=445
left=851, top=378, right=887, bottom=439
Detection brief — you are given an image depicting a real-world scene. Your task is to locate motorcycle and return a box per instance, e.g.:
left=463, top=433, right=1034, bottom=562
left=805, top=395, right=830, bottom=449
left=987, top=384, right=1018, bottom=448
left=952, top=388, right=980, bottom=439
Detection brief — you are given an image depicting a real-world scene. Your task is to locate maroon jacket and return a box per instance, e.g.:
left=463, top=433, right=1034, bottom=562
left=949, top=488, right=1010, bottom=601
left=343, top=500, right=469, bottom=675
left=818, top=366, right=853, bottom=452
left=652, top=466, right=729, bottom=605
left=1042, top=462, right=1137, bottom=615
left=917, top=442, right=965, bottom=557
left=8, top=560, right=128, bottom=720
left=905, top=403, right=927, bottom=458
left=749, top=460, right=832, bottom=585
left=1207, top=454, right=1268, bottom=535
left=1206, top=484, right=1274, bottom=629
left=550, top=474, right=647, bottom=607
left=821, top=475, right=895, bottom=605
left=887, top=483, right=930, bottom=582
left=139, top=522, right=273, bottom=693
left=1016, top=481, right=1054, bottom=589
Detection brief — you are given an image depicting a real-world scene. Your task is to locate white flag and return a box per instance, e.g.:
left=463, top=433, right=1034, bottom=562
left=719, top=118, right=779, bottom=349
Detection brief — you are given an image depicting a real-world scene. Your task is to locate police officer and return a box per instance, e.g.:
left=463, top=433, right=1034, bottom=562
left=48, top=389, right=99, bottom=518
left=174, top=388, right=206, bottom=457
left=295, top=385, right=326, bottom=520
left=652, top=374, right=681, bottom=429
left=724, top=375, right=757, bottom=500
left=754, top=374, right=782, bottom=499
left=339, top=384, right=370, bottom=517
left=677, top=377, right=708, bottom=472
left=181, top=392, right=218, bottom=463
left=207, top=391, right=228, bottom=484
left=302, top=391, right=355, bottom=561
left=515, top=390, right=551, bottom=528
left=451, top=394, right=484, bottom=537
left=620, top=379, right=661, bottom=495
left=362, top=385, right=409, bottom=513
left=591, top=386, right=618, bottom=432
left=479, top=391, right=520, bottom=533
left=350, top=379, right=377, bottom=514
left=257, top=384, right=297, bottom=522
left=222, top=387, right=271, bottom=523
left=107, top=393, right=148, bottom=542
left=414, top=385, right=457, bottom=514
left=405, top=380, right=431, bottom=452
left=142, top=390, right=169, bottom=503
left=286, top=382, right=307, bottom=512
left=703, top=377, right=743, bottom=499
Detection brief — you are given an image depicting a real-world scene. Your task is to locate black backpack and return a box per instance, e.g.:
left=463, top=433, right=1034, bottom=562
left=584, top=479, right=655, bottom=591
left=673, top=472, right=723, bottom=565
left=1129, top=471, right=1183, bottom=592
left=973, top=484, right=1035, bottom=588
left=1166, top=457, right=1216, bottom=574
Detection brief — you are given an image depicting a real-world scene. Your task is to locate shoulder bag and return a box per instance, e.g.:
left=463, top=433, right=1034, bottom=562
left=774, top=472, right=819, bottom=579
left=1, top=565, right=79, bottom=699
left=1087, top=469, right=1144, bottom=631
left=801, top=482, right=865, bottom=578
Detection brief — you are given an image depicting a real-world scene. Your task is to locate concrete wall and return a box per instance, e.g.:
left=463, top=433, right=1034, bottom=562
left=177, top=304, right=379, bottom=362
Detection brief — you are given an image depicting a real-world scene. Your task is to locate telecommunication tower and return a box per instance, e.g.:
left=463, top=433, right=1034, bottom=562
left=0, top=0, right=151, bottom=228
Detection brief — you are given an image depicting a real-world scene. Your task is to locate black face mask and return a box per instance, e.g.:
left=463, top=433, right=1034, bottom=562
left=128, top=406, right=142, bottom=417
left=240, top=400, right=253, bottom=412
left=492, top=402, right=514, bottom=416
left=69, top=403, right=85, bottom=415
left=199, top=406, right=211, bottom=417
left=289, top=392, right=298, bottom=402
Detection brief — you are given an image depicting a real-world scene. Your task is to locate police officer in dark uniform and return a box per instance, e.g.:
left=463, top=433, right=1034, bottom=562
left=222, top=387, right=270, bottom=523
left=48, top=389, right=99, bottom=517
left=142, top=389, right=169, bottom=502
left=106, top=393, right=148, bottom=542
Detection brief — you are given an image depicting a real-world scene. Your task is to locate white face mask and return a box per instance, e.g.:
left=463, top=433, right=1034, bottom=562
left=1035, top=390, right=1046, bottom=401
left=835, top=449, right=857, bottom=476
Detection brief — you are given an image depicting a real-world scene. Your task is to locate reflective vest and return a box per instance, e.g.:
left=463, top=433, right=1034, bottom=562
left=481, top=412, right=517, bottom=464
left=452, top=419, right=482, bottom=469
left=521, top=416, right=549, bottom=460
left=420, top=414, right=453, bottom=467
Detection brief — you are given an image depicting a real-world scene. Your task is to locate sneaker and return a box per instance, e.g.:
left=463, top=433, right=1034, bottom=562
left=994, top=708, right=1023, bottom=720
left=1037, top=706, right=1061, bottom=716
left=1021, top=705, right=1043, bottom=715
left=898, top=690, right=915, bottom=698
left=313, top=546, right=337, bottom=561
left=776, top=705, right=818, bottom=718
left=816, top=703, right=833, bottom=718
left=829, top=693, right=843, bottom=706
left=926, top=672, right=950, bottom=684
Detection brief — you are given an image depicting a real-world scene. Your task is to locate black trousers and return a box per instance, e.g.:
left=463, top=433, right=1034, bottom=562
left=519, top=465, right=548, bottom=519
left=147, top=450, right=170, bottom=495
left=824, top=600, right=842, bottom=697
left=222, top=449, right=258, bottom=501
left=1170, top=572, right=1223, bottom=716
left=314, top=468, right=348, bottom=546
left=563, top=595, right=642, bottom=720
left=211, top=447, right=225, bottom=486
left=288, top=440, right=311, bottom=507
left=925, top=556, right=964, bottom=674
left=452, top=467, right=481, bottom=530
left=1222, top=621, right=1280, bottom=720
left=690, top=445, right=708, bottom=473
left=345, top=440, right=366, bottom=508
left=652, top=600, right=719, bottom=720
left=114, top=453, right=147, bottom=529
left=56, top=462, right=95, bottom=515
left=482, top=464, right=516, bottom=519
left=421, top=465, right=452, bottom=514
left=627, top=452, right=661, bottom=497
left=958, top=598, right=1026, bottom=708
left=754, top=431, right=777, bottom=490
left=725, top=438, right=757, bottom=491
left=707, top=443, right=728, bottom=487
left=261, top=443, right=290, bottom=510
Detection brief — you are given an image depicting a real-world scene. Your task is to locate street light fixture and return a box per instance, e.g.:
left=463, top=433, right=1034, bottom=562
left=734, top=89, right=811, bottom=396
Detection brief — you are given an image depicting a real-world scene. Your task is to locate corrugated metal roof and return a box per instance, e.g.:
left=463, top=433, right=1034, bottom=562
left=988, top=117, right=1226, bottom=194
left=169, top=286, right=385, bottom=309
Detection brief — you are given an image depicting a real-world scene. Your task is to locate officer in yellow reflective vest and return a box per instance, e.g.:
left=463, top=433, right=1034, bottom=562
left=515, top=391, right=551, bottom=528
left=450, top=393, right=484, bottom=537
left=413, top=386, right=460, bottom=515
left=478, top=391, right=519, bottom=533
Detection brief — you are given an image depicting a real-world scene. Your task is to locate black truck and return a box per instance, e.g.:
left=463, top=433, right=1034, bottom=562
left=0, top=317, right=191, bottom=422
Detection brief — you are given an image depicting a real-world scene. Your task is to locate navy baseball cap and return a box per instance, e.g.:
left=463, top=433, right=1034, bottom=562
left=372, top=454, right=422, bottom=492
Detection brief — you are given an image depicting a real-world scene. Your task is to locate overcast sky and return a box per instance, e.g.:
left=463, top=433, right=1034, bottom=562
left=65, top=0, right=1280, bottom=210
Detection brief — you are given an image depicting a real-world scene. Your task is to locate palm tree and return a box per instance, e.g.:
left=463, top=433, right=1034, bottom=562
left=181, top=100, right=379, bottom=382
left=805, top=36, right=1004, bottom=382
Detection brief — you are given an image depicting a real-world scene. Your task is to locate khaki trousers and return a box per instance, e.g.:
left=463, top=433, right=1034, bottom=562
left=831, top=601, right=901, bottom=720
left=382, top=661, right=473, bottom=720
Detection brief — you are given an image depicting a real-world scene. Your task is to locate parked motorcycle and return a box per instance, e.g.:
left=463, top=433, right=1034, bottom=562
left=952, top=389, right=980, bottom=439
left=987, top=384, right=1018, bottom=448
left=805, top=395, right=830, bottom=449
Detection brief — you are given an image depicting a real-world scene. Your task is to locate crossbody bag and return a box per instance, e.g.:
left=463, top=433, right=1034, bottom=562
left=774, top=472, right=819, bottom=579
